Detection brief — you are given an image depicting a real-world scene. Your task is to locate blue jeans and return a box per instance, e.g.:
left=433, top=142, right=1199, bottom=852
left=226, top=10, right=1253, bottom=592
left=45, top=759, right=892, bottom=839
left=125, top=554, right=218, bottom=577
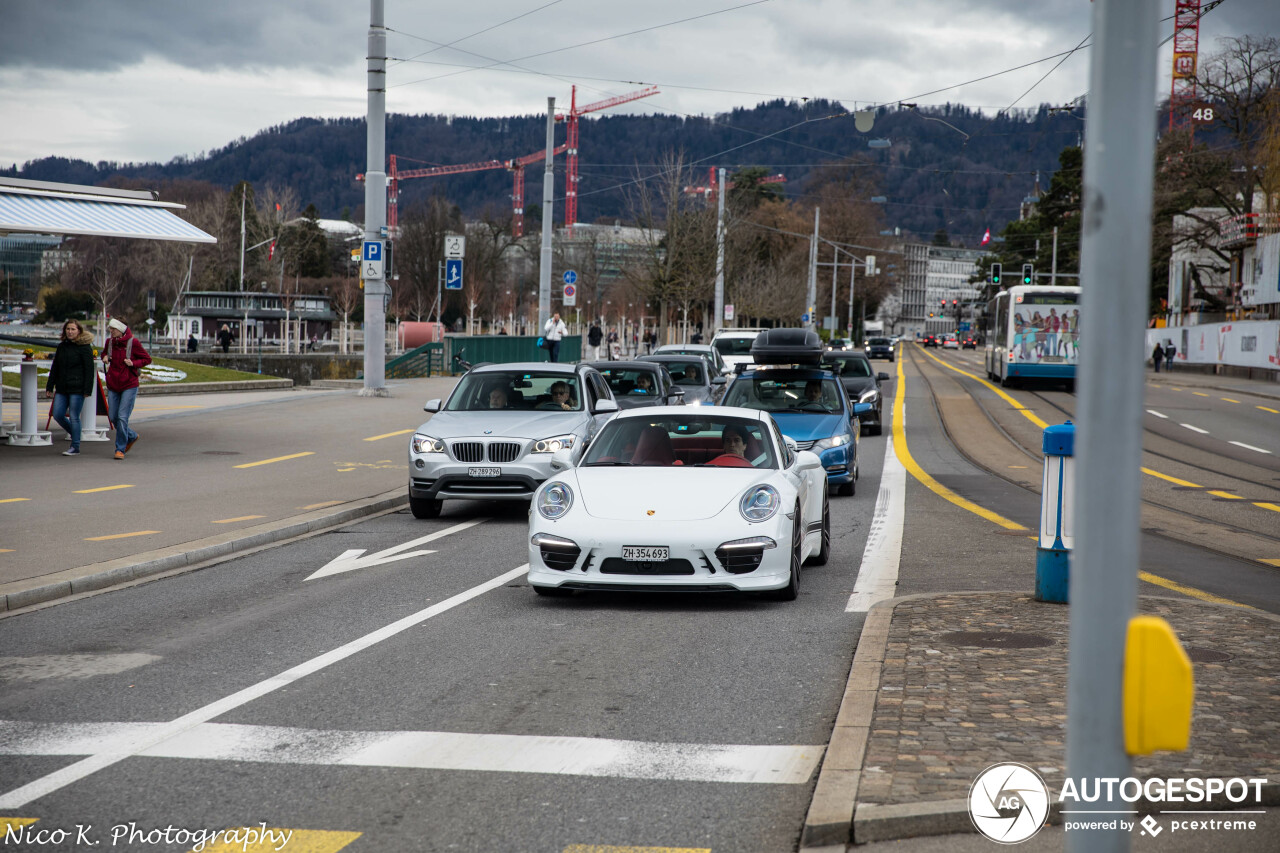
left=52, top=393, right=84, bottom=450
left=107, top=386, right=138, bottom=453
left=548, top=339, right=561, bottom=363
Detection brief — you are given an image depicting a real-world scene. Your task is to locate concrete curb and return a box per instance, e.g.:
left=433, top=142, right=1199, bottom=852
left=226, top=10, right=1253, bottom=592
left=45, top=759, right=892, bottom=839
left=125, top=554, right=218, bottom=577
left=2, top=379, right=293, bottom=401
left=0, top=488, right=409, bottom=615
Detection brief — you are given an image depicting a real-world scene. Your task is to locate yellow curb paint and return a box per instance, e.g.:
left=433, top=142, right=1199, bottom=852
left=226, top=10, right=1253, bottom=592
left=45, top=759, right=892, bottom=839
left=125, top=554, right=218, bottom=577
left=563, top=847, right=711, bottom=853
left=234, top=452, right=315, bottom=469
left=192, top=828, right=361, bottom=853
left=1138, top=571, right=1253, bottom=609
left=1260, top=558, right=1280, bottom=567
left=301, top=501, right=343, bottom=510
left=893, top=355, right=1027, bottom=531
left=85, top=531, right=161, bottom=541
left=1254, top=502, right=1280, bottom=513
left=363, top=428, right=413, bottom=441
left=1140, top=467, right=1201, bottom=488
left=1258, top=406, right=1279, bottom=414
left=1207, top=490, right=1244, bottom=500
left=212, top=515, right=266, bottom=524
left=917, top=346, right=1049, bottom=429
left=1220, top=397, right=1240, bottom=403
left=0, top=498, right=31, bottom=503
left=74, top=484, right=135, bottom=494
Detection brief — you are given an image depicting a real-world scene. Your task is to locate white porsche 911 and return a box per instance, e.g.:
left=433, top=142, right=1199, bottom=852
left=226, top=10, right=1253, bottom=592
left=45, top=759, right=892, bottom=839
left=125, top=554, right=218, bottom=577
left=527, top=406, right=831, bottom=600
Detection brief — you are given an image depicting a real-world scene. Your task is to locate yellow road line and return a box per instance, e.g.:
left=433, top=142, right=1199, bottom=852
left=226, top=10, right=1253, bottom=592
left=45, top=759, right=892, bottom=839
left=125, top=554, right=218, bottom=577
left=1169, top=387, right=1183, bottom=391
left=363, top=428, right=414, bottom=441
left=1207, top=490, right=1244, bottom=500
left=916, top=346, right=1048, bottom=429
left=0, top=549, right=15, bottom=553
left=1140, top=467, right=1201, bottom=488
left=1259, top=406, right=1280, bottom=414
left=195, top=828, right=362, bottom=853
left=1138, top=571, right=1253, bottom=609
left=1192, top=391, right=1210, bottom=397
left=1254, top=502, right=1280, bottom=513
left=1220, top=397, right=1240, bottom=403
left=84, top=530, right=161, bottom=541
left=0, top=498, right=31, bottom=503
left=1260, top=558, right=1280, bottom=567
left=234, top=452, right=315, bottom=469
left=74, top=484, right=134, bottom=494
left=301, top=501, right=343, bottom=510
left=0, top=819, right=38, bottom=835
left=212, top=515, right=266, bottom=524
left=894, top=355, right=1027, bottom=530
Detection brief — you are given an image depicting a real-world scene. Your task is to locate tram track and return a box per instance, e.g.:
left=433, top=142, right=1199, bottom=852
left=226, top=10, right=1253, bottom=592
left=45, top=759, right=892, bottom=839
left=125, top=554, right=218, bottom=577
left=903, top=344, right=1280, bottom=565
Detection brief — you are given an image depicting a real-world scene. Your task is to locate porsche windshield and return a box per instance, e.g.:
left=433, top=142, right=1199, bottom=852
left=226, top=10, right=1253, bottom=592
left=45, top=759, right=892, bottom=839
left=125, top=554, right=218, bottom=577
left=722, top=376, right=845, bottom=414
left=582, top=416, right=777, bottom=468
left=445, top=371, right=582, bottom=411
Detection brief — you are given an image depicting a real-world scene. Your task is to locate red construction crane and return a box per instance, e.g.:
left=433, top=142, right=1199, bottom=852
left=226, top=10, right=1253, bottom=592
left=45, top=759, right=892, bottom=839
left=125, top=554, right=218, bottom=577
left=557, top=85, right=660, bottom=237
left=682, top=167, right=787, bottom=202
left=360, top=146, right=567, bottom=236
left=1168, top=0, right=1202, bottom=138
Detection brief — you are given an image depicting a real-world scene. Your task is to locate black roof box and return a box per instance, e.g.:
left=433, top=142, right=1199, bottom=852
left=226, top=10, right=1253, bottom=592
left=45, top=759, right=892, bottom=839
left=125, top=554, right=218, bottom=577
left=750, top=328, right=824, bottom=365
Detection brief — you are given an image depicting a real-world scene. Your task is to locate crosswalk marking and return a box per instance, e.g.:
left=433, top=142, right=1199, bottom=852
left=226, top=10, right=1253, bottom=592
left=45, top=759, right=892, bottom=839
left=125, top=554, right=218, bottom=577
left=0, top=720, right=823, bottom=785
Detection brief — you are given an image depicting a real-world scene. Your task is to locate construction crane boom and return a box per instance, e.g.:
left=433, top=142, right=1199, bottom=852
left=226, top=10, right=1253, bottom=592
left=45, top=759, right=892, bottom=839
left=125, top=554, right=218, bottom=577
left=561, top=85, right=660, bottom=236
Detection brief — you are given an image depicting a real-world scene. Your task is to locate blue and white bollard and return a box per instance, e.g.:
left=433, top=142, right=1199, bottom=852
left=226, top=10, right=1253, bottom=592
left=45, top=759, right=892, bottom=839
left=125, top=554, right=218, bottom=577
left=1036, top=421, right=1074, bottom=603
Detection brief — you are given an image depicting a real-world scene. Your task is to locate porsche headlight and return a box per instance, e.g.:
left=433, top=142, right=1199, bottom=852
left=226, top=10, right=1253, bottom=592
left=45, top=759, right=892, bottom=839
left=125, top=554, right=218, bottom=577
left=812, top=433, right=852, bottom=452
left=537, top=481, right=574, bottom=519
left=858, top=388, right=879, bottom=404
left=533, top=434, right=576, bottom=453
left=740, top=485, right=781, bottom=522
left=411, top=434, right=444, bottom=454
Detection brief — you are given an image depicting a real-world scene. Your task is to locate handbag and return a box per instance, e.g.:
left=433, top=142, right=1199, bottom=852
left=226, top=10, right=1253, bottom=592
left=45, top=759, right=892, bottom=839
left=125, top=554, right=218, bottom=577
left=537, top=336, right=548, bottom=349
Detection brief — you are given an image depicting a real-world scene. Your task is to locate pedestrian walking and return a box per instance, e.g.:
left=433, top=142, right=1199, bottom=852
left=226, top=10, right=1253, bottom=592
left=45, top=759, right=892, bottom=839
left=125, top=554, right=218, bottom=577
left=186, top=332, right=198, bottom=352
left=217, top=324, right=233, bottom=353
left=1151, top=341, right=1164, bottom=373
left=102, top=318, right=151, bottom=460
left=587, top=320, right=603, bottom=361
left=544, top=312, right=568, bottom=363
left=1164, top=341, right=1176, bottom=372
left=45, top=319, right=95, bottom=457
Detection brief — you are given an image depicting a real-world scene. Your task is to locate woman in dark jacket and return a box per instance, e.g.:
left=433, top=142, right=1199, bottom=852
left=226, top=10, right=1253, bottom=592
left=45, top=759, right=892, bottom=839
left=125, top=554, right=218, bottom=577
left=45, top=319, right=96, bottom=456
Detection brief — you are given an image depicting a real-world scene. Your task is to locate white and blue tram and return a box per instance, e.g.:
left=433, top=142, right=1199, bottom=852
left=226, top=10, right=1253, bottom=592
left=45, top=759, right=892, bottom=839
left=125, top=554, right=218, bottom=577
left=984, top=285, right=1081, bottom=388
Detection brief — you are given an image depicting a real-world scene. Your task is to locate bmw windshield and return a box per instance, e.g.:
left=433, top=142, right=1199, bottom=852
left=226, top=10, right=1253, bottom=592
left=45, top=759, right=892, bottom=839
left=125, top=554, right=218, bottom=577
left=445, top=371, right=582, bottom=411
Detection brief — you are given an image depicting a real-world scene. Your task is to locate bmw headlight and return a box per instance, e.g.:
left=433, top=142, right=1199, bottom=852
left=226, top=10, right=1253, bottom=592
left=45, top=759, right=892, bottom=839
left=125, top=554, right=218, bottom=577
left=411, top=434, right=445, bottom=454
left=858, top=388, right=879, bottom=404
left=812, top=433, right=852, bottom=452
left=537, top=481, right=575, bottom=519
left=533, top=434, right=576, bottom=453
left=740, top=485, right=781, bottom=522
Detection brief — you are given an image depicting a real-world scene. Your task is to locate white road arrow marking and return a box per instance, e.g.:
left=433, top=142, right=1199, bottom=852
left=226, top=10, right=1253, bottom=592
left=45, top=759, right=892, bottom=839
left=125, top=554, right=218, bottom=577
left=305, top=518, right=487, bottom=581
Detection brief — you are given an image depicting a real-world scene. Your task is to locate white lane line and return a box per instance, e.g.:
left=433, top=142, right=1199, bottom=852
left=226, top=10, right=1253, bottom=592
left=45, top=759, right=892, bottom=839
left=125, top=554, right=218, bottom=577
left=1146, top=409, right=1168, bottom=419
left=847, top=424, right=906, bottom=613
left=0, top=721, right=823, bottom=785
left=1179, top=423, right=1210, bottom=434
left=1228, top=441, right=1272, bottom=455
left=0, top=565, right=529, bottom=809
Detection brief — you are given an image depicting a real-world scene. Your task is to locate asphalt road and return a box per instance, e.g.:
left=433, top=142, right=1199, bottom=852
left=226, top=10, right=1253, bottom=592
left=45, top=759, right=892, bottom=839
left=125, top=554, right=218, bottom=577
left=1, top=353, right=1277, bottom=852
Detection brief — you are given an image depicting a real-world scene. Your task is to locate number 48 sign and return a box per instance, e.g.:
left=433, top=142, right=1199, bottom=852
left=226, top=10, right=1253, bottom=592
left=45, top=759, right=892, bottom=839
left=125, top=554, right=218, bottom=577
left=1190, top=105, right=1215, bottom=124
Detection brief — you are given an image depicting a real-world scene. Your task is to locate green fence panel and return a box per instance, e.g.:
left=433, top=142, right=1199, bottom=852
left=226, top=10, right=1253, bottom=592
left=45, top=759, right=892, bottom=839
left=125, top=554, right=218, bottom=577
left=445, top=335, right=580, bottom=371
left=385, top=341, right=444, bottom=378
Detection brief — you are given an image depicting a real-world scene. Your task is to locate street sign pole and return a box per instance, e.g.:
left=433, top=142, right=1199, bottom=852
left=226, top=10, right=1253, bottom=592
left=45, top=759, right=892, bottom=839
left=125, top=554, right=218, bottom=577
left=538, top=97, right=555, bottom=332
left=360, top=0, right=389, bottom=397
left=714, top=168, right=726, bottom=334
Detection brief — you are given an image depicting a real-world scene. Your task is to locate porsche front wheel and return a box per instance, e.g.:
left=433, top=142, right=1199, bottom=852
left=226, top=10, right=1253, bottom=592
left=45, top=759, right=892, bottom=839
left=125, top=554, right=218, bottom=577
left=766, top=507, right=802, bottom=601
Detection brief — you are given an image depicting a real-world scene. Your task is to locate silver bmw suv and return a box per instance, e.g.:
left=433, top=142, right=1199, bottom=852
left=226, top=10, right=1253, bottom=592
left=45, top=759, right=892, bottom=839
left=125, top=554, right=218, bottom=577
left=408, top=362, right=618, bottom=518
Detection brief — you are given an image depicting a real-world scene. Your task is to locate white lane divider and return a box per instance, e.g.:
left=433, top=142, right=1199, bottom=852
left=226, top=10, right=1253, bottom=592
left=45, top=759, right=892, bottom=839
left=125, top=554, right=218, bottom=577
left=0, top=720, right=823, bottom=786
left=1228, top=441, right=1272, bottom=455
left=1146, top=409, right=1168, bottom=419
left=846, top=426, right=906, bottom=613
left=1179, top=423, right=1210, bottom=434
left=0, top=565, right=530, bottom=809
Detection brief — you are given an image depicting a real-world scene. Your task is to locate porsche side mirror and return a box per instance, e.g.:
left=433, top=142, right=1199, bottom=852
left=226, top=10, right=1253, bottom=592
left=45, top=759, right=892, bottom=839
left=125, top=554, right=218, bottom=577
left=424, top=399, right=441, bottom=413
left=592, top=399, right=619, bottom=414
left=794, top=450, right=822, bottom=472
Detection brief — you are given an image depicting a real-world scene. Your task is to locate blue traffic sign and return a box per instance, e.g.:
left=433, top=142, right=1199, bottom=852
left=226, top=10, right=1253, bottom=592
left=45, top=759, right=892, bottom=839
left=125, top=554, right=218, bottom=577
left=563, top=270, right=577, bottom=285
left=363, top=241, right=383, bottom=262
left=445, top=258, right=463, bottom=290
left=801, top=313, right=810, bottom=323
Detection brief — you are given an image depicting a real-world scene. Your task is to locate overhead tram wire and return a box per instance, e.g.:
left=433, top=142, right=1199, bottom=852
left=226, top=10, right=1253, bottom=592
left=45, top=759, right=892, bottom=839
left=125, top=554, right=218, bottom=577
left=388, top=0, right=568, bottom=69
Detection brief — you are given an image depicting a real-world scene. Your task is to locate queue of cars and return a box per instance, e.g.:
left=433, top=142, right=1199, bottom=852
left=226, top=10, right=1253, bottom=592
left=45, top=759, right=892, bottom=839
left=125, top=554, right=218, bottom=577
left=409, top=327, right=891, bottom=599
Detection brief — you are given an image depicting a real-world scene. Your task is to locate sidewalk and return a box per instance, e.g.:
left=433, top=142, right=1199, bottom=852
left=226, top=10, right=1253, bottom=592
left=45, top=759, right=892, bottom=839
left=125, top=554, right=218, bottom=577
left=1145, top=365, right=1280, bottom=402
left=803, top=593, right=1280, bottom=847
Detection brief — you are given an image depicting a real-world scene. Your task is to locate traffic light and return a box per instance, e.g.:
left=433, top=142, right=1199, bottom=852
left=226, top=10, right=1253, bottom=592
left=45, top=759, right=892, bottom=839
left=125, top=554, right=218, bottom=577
left=1022, top=263, right=1034, bottom=285
left=991, top=263, right=1002, bottom=285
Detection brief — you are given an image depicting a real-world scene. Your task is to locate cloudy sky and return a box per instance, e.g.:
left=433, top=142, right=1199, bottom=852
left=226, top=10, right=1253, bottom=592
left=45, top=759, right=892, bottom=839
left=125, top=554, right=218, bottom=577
left=2, top=0, right=1276, bottom=169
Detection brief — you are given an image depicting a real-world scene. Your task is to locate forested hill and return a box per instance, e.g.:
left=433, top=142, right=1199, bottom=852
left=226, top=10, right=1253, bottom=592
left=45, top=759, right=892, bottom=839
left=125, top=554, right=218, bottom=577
left=6, top=100, right=1093, bottom=245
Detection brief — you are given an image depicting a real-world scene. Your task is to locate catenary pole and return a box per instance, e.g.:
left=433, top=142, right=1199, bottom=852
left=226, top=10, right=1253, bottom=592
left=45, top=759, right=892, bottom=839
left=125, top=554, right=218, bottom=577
left=538, top=97, right=556, bottom=331
left=1052, top=226, right=1060, bottom=285
left=847, top=255, right=856, bottom=339
left=806, top=207, right=820, bottom=330
left=360, top=0, right=388, bottom=396
left=714, top=168, right=726, bottom=332
left=238, top=187, right=247, bottom=354
left=1066, top=2, right=1159, bottom=852
left=829, top=246, right=839, bottom=336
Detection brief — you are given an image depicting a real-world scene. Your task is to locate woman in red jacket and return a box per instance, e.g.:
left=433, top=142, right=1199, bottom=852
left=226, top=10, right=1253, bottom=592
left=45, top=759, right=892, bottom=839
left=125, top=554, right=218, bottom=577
left=102, top=318, right=151, bottom=460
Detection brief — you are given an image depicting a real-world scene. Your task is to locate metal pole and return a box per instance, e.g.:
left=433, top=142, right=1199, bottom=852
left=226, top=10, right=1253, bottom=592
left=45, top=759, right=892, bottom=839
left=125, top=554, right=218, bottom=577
left=806, top=207, right=819, bottom=330
left=538, top=97, right=556, bottom=331
left=714, top=167, right=726, bottom=333
left=239, top=187, right=247, bottom=354
left=360, top=0, right=388, bottom=396
left=1066, top=2, right=1159, bottom=852
left=1051, top=226, right=1059, bottom=286
left=847, top=255, right=856, bottom=340
left=829, top=246, right=839, bottom=337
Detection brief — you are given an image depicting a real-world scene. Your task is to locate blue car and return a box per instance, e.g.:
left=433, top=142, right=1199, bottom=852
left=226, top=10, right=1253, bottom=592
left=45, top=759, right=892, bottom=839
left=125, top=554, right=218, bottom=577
left=720, top=329, right=870, bottom=496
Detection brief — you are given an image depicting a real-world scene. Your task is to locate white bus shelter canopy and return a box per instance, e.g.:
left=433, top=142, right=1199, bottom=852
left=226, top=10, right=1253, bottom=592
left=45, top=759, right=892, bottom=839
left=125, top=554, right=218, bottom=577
left=0, top=178, right=216, bottom=243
